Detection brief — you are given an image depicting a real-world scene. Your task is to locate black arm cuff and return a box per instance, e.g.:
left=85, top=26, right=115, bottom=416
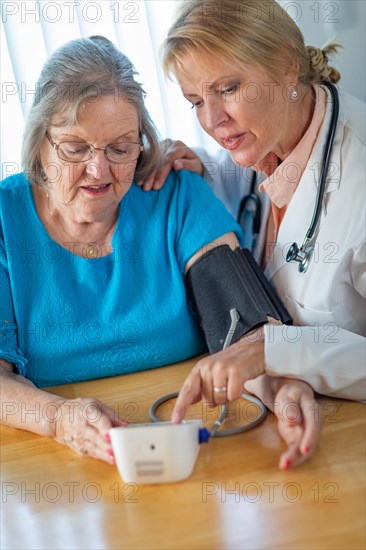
left=185, top=245, right=292, bottom=353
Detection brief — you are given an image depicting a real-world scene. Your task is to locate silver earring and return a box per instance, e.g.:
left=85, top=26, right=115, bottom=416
left=291, top=88, right=298, bottom=99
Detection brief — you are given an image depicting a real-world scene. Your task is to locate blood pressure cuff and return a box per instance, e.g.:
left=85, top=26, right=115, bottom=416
left=185, top=245, right=292, bottom=353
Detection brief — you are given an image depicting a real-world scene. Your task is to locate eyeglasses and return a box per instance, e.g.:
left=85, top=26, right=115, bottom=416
left=45, top=133, right=143, bottom=164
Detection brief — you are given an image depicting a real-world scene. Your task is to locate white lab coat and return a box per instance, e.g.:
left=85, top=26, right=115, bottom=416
left=197, top=86, right=366, bottom=401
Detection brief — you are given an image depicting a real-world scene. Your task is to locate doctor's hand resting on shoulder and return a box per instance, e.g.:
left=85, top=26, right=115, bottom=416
left=146, top=0, right=365, bottom=468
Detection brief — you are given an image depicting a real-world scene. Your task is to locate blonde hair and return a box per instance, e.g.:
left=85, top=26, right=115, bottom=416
left=23, top=36, right=160, bottom=186
left=162, top=0, right=341, bottom=85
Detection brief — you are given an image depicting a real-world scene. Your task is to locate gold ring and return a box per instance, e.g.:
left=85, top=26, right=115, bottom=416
left=213, top=386, right=227, bottom=393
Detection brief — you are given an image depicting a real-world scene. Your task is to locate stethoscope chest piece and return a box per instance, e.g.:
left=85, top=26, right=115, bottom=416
left=286, top=242, right=311, bottom=273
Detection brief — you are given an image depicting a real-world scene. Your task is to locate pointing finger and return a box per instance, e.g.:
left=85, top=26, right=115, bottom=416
left=171, top=368, right=202, bottom=423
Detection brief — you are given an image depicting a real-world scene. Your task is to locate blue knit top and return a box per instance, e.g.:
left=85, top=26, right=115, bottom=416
left=0, top=171, right=242, bottom=386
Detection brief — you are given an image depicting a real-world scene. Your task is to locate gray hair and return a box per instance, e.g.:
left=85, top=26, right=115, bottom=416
left=22, top=35, right=160, bottom=186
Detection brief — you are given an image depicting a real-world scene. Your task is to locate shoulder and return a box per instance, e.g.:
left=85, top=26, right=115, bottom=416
left=339, top=89, right=366, bottom=147
left=128, top=171, right=241, bottom=243
left=162, top=169, right=213, bottom=193
left=165, top=168, right=222, bottom=200
left=0, top=174, right=32, bottom=219
left=0, top=172, right=29, bottom=189
left=0, top=173, right=30, bottom=199
left=126, top=171, right=220, bottom=225
left=131, top=169, right=219, bottom=205
left=0, top=174, right=34, bottom=237
left=167, top=169, right=237, bottom=218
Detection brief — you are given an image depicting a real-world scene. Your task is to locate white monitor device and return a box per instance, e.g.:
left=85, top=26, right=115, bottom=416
left=109, top=420, right=202, bottom=484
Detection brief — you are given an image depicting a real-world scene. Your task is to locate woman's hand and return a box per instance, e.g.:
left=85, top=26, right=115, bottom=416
left=0, top=363, right=127, bottom=464
left=137, top=139, right=203, bottom=191
left=54, top=397, right=127, bottom=464
left=171, top=330, right=265, bottom=423
left=245, top=375, right=322, bottom=469
left=272, top=379, right=322, bottom=469
left=170, top=329, right=322, bottom=470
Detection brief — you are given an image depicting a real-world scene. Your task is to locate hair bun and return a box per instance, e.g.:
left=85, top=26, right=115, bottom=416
left=306, top=43, right=341, bottom=83
left=307, top=46, right=324, bottom=68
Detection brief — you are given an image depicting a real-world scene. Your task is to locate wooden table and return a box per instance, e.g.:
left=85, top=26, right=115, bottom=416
left=1, top=359, right=365, bottom=549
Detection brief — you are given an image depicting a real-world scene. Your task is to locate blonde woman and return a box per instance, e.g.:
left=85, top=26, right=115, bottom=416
left=155, top=0, right=365, bottom=468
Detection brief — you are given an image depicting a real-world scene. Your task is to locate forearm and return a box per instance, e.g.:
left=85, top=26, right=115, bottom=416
left=244, top=374, right=288, bottom=412
left=0, top=359, right=65, bottom=438
left=264, top=325, right=366, bottom=401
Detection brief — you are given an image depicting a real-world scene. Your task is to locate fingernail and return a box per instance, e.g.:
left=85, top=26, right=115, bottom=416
left=284, top=459, right=292, bottom=470
left=174, top=161, right=183, bottom=170
left=171, top=412, right=180, bottom=424
left=107, top=448, right=114, bottom=457
left=153, top=180, right=160, bottom=187
left=118, top=419, right=128, bottom=426
left=104, top=433, right=111, bottom=443
left=109, top=455, right=115, bottom=464
left=304, top=446, right=311, bottom=454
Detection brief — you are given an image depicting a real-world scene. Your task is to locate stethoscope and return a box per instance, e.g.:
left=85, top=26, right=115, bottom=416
left=237, top=170, right=260, bottom=254
left=149, top=309, right=267, bottom=439
left=238, top=82, right=340, bottom=273
left=287, top=82, right=340, bottom=272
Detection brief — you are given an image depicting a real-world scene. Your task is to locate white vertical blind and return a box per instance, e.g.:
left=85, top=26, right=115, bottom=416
left=39, top=0, right=84, bottom=52
left=2, top=2, right=47, bottom=115
left=0, top=21, right=25, bottom=178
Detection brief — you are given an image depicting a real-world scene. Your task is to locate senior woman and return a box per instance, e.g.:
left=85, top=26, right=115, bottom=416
left=157, top=0, right=365, bottom=462
left=0, top=36, right=246, bottom=463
